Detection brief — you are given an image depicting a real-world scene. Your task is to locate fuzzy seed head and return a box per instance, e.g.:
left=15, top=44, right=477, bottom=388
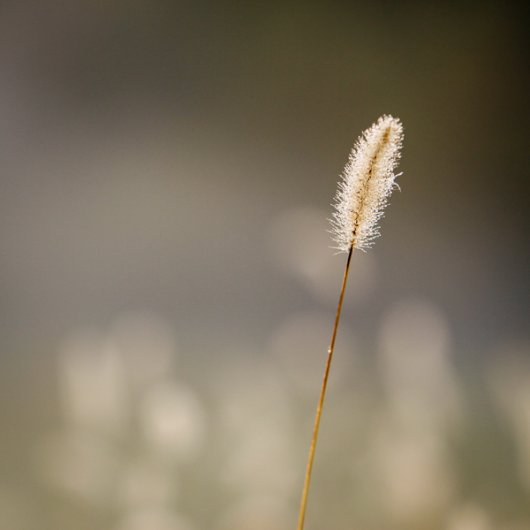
left=330, top=115, right=404, bottom=252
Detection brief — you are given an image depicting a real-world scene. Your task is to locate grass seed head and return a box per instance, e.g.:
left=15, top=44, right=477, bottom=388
left=331, top=115, right=404, bottom=252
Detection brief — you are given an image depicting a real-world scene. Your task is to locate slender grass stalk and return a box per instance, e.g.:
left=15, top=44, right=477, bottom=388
left=297, top=245, right=353, bottom=530
left=296, top=115, right=403, bottom=530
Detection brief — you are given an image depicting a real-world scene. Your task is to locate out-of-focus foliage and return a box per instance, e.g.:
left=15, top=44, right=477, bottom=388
left=0, top=1, right=528, bottom=529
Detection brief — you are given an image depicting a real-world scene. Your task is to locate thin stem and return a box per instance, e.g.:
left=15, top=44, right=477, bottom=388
left=296, top=246, right=354, bottom=530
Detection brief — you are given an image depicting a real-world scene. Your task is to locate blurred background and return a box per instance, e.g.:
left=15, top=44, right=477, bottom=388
left=0, top=1, right=528, bottom=529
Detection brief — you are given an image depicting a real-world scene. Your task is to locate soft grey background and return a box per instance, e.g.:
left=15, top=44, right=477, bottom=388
left=0, top=2, right=528, bottom=530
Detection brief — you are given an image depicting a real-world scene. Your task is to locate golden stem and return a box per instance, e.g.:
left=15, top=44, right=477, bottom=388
left=296, top=245, right=354, bottom=530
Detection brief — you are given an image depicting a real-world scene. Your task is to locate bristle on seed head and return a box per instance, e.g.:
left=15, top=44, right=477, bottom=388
left=330, top=115, right=404, bottom=252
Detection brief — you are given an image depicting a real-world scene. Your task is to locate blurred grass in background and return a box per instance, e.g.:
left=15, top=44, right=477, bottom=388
left=0, top=1, right=528, bottom=529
